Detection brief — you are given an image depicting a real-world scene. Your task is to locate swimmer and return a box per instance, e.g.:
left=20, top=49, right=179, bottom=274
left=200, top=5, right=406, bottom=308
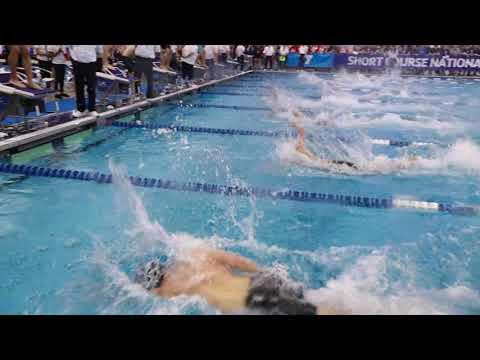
left=7, top=45, right=42, bottom=90
left=134, top=246, right=349, bottom=315
left=290, top=109, right=358, bottom=169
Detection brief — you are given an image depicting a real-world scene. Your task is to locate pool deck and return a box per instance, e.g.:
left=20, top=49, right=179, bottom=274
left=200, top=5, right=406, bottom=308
left=0, top=70, right=253, bottom=156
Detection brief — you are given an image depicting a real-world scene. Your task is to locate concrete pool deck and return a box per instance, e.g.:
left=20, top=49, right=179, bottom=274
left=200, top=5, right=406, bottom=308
left=0, top=70, right=253, bottom=156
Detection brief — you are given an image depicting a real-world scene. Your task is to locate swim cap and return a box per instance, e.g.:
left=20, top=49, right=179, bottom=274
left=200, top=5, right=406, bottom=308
left=134, top=259, right=168, bottom=290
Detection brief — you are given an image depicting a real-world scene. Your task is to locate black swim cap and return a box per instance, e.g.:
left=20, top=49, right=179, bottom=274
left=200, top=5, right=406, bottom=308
left=134, top=259, right=168, bottom=290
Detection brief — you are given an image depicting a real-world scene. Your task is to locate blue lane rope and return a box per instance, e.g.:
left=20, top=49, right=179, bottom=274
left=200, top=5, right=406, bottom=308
left=0, top=162, right=475, bottom=216
left=110, top=121, right=435, bottom=148
left=200, top=91, right=322, bottom=100
left=218, top=84, right=269, bottom=89
left=175, top=103, right=271, bottom=111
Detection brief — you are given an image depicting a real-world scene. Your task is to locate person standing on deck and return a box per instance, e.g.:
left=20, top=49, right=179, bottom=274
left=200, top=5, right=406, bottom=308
left=298, top=45, right=308, bottom=68
left=204, top=45, right=218, bottom=80
left=6, top=45, right=42, bottom=90
left=278, top=45, right=290, bottom=70
left=134, top=45, right=161, bottom=99
left=47, top=45, right=69, bottom=99
left=33, top=45, right=52, bottom=87
left=67, top=45, right=104, bottom=118
left=180, top=45, right=199, bottom=85
left=235, top=44, right=245, bottom=71
left=263, top=45, right=275, bottom=70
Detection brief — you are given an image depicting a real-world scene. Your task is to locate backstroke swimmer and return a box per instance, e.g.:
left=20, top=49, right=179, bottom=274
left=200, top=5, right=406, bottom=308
left=289, top=109, right=421, bottom=172
left=290, top=109, right=359, bottom=169
left=134, top=245, right=350, bottom=315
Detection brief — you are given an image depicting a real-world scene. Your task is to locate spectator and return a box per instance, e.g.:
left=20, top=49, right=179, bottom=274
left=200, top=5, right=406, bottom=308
left=204, top=45, right=218, bottom=80
left=68, top=45, right=104, bottom=118
left=181, top=45, right=198, bottom=84
left=47, top=45, right=69, bottom=99
left=263, top=45, right=274, bottom=70
left=34, top=45, right=52, bottom=85
left=298, top=45, right=308, bottom=68
left=159, top=45, right=173, bottom=71
left=218, top=45, right=229, bottom=64
left=196, top=45, right=206, bottom=67
left=134, top=45, right=160, bottom=99
left=6, top=45, right=42, bottom=90
left=235, top=44, right=245, bottom=71
left=253, top=45, right=263, bottom=70
left=278, top=45, right=289, bottom=70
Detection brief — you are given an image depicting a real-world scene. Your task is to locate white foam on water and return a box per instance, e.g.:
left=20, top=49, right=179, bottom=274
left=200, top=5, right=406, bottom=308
left=304, top=252, right=480, bottom=315
left=276, top=135, right=480, bottom=176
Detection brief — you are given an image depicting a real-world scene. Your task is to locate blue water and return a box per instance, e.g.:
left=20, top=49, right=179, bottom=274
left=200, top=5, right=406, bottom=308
left=1, top=71, right=480, bottom=314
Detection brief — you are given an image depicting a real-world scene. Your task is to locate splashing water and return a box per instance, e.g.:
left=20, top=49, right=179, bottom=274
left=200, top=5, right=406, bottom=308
left=305, top=251, right=480, bottom=315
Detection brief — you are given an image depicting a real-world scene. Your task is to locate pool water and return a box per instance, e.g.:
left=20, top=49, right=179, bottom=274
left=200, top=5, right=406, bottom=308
left=1, top=71, right=480, bottom=314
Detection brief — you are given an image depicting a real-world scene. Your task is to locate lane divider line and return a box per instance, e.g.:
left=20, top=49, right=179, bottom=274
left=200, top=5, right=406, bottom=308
left=0, top=162, right=476, bottom=215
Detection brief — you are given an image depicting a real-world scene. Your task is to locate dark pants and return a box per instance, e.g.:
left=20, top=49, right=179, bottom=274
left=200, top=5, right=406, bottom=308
left=72, top=60, right=97, bottom=112
left=134, top=56, right=154, bottom=98
left=119, top=55, right=135, bottom=74
left=205, top=59, right=215, bottom=79
left=264, top=56, right=273, bottom=69
left=219, top=53, right=228, bottom=64
left=236, top=55, right=244, bottom=71
left=53, top=63, right=66, bottom=92
left=299, top=54, right=306, bottom=68
left=96, top=57, right=103, bottom=72
left=181, top=62, right=194, bottom=80
left=37, top=60, right=52, bottom=79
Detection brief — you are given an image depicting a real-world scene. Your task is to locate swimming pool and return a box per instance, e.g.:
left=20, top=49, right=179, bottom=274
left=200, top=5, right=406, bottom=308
left=1, top=71, right=479, bottom=314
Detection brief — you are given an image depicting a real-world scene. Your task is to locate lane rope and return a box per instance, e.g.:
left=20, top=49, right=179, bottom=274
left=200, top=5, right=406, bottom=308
left=111, top=121, right=437, bottom=147
left=0, top=162, right=476, bottom=215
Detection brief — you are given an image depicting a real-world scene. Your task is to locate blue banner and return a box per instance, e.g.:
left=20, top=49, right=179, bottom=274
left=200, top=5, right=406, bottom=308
left=305, top=54, right=334, bottom=68
left=334, top=54, right=386, bottom=68
left=334, top=53, right=480, bottom=71
left=287, top=53, right=334, bottom=68
left=286, top=53, right=300, bottom=67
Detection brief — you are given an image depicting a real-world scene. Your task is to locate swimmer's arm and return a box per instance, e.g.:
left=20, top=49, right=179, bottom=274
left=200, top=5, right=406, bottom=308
left=208, top=249, right=260, bottom=273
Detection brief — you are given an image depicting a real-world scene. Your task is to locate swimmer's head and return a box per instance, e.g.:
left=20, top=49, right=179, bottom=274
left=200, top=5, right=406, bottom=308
left=134, top=258, right=169, bottom=291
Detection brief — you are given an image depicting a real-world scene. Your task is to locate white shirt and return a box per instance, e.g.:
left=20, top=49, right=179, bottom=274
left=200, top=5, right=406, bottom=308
left=35, top=45, right=50, bottom=61
left=204, top=45, right=218, bottom=60
left=279, top=46, right=290, bottom=56
left=218, top=45, right=229, bottom=54
left=235, top=45, right=245, bottom=57
left=47, top=45, right=67, bottom=65
left=263, top=46, right=274, bottom=56
left=299, top=45, right=308, bottom=55
left=68, top=45, right=102, bottom=63
left=135, top=45, right=161, bottom=59
left=181, top=45, right=198, bottom=65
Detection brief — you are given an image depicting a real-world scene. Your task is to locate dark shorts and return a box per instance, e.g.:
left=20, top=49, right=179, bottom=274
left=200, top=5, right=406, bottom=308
left=331, top=160, right=358, bottom=169
left=245, top=272, right=317, bottom=315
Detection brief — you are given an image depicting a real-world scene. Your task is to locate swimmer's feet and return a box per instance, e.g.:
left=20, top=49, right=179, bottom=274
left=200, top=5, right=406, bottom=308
left=9, top=79, right=26, bottom=88
left=27, top=81, right=43, bottom=90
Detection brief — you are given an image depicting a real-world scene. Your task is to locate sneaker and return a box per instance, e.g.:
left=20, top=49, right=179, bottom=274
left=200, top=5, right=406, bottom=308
left=88, top=111, right=98, bottom=117
left=55, top=94, right=62, bottom=99
left=60, top=93, right=70, bottom=98
left=72, top=110, right=85, bottom=118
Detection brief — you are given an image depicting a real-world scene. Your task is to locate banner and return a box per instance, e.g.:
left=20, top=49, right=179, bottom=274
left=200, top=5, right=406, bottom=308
left=287, top=53, right=334, bottom=68
left=304, top=54, right=334, bottom=68
left=334, top=54, right=386, bottom=68
left=335, top=53, right=480, bottom=71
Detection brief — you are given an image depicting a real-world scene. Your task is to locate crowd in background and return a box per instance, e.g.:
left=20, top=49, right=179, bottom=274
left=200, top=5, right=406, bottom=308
left=2, top=44, right=480, bottom=120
